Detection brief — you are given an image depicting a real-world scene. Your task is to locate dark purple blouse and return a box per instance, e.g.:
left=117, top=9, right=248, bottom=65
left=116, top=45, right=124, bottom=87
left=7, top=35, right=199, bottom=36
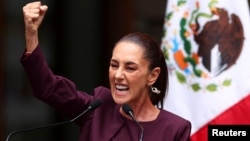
left=20, top=46, right=191, bottom=141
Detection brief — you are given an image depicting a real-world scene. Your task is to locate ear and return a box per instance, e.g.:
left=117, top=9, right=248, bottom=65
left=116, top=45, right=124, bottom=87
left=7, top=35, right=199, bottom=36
left=147, top=67, right=161, bottom=86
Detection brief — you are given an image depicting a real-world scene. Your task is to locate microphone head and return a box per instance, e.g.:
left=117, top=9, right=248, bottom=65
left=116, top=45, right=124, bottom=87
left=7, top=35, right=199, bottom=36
left=122, top=104, right=144, bottom=141
left=89, top=99, right=102, bottom=110
left=122, top=104, right=133, bottom=116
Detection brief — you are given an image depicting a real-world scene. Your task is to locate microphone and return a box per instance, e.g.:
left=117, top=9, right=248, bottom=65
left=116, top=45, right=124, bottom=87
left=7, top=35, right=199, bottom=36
left=122, top=104, right=144, bottom=141
left=5, top=99, right=102, bottom=141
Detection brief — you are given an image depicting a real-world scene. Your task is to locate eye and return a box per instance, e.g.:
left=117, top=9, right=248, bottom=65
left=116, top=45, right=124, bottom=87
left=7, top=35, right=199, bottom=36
left=110, top=63, right=118, bottom=70
left=126, top=66, right=136, bottom=72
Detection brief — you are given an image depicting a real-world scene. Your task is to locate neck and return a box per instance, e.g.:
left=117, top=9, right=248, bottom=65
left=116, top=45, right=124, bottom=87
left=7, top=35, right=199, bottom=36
left=120, top=103, right=160, bottom=122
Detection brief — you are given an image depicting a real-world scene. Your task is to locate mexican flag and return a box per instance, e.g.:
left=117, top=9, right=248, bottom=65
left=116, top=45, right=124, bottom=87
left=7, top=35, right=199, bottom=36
left=161, top=0, right=250, bottom=140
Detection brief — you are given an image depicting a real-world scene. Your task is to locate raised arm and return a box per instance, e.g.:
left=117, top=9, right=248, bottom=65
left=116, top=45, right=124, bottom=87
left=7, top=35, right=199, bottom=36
left=22, top=1, right=48, bottom=53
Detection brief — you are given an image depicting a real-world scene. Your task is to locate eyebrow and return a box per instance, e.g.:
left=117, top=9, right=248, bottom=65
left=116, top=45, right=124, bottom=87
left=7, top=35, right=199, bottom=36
left=110, top=59, right=137, bottom=66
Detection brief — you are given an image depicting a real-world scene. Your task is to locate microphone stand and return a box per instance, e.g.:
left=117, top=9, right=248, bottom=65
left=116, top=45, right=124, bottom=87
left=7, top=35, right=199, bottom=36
left=122, top=104, right=144, bottom=141
left=6, top=99, right=102, bottom=141
left=5, top=119, right=72, bottom=141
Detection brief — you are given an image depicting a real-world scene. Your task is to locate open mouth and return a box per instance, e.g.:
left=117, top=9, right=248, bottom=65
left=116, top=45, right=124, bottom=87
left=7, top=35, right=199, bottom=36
left=116, top=85, right=129, bottom=91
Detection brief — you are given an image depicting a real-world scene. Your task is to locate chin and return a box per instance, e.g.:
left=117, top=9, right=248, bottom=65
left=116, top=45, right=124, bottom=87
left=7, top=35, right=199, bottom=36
left=113, top=97, right=128, bottom=105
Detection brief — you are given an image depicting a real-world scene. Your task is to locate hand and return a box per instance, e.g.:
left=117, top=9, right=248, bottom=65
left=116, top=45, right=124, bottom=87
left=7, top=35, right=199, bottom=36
left=23, top=1, right=48, bottom=36
left=22, top=1, right=48, bottom=52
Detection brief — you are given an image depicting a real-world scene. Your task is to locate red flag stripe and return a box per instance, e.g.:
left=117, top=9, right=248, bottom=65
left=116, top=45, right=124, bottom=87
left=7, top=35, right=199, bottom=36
left=191, top=94, right=250, bottom=141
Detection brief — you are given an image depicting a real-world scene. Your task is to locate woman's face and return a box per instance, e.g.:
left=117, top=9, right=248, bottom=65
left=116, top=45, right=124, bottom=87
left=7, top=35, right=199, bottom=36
left=109, top=41, right=152, bottom=105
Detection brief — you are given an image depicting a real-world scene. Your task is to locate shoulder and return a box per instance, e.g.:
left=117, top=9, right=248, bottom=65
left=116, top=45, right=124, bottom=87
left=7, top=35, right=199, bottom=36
left=93, top=86, right=111, bottom=94
left=158, top=109, right=191, bottom=128
left=93, top=86, right=115, bottom=107
left=93, top=86, right=111, bottom=100
left=157, top=110, right=191, bottom=140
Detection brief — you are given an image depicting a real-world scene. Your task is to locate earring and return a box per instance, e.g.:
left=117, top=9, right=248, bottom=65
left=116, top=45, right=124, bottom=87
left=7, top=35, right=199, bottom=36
left=151, top=86, right=161, bottom=94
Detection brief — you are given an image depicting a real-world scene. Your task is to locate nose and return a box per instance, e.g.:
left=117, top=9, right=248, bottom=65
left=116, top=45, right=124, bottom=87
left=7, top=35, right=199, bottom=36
left=115, top=67, right=124, bottom=79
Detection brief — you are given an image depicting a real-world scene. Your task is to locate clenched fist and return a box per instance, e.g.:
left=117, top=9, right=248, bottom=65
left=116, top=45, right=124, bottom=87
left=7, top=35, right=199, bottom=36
left=22, top=1, right=48, bottom=52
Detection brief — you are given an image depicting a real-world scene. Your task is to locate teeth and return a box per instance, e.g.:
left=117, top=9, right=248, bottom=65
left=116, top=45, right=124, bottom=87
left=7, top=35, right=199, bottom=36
left=116, top=85, right=128, bottom=90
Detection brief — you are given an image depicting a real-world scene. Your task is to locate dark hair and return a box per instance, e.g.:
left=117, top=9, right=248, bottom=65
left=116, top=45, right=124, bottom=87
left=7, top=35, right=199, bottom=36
left=116, top=32, right=169, bottom=108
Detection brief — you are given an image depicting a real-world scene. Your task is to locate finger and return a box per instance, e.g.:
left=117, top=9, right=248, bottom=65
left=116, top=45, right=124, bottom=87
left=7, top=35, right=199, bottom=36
left=40, top=5, right=48, bottom=12
left=24, top=1, right=42, bottom=8
left=23, top=5, right=47, bottom=20
left=23, top=5, right=40, bottom=16
left=23, top=1, right=42, bottom=15
left=23, top=9, right=40, bottom=21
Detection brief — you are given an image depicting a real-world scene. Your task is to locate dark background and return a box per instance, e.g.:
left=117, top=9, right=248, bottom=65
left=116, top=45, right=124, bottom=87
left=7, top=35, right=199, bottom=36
left=0, top=0, right=167, bottom=140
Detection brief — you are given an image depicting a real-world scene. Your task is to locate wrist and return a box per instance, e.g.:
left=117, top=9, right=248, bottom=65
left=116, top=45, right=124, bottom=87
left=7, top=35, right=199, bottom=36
left=25, top=32, right=38, bottom=53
